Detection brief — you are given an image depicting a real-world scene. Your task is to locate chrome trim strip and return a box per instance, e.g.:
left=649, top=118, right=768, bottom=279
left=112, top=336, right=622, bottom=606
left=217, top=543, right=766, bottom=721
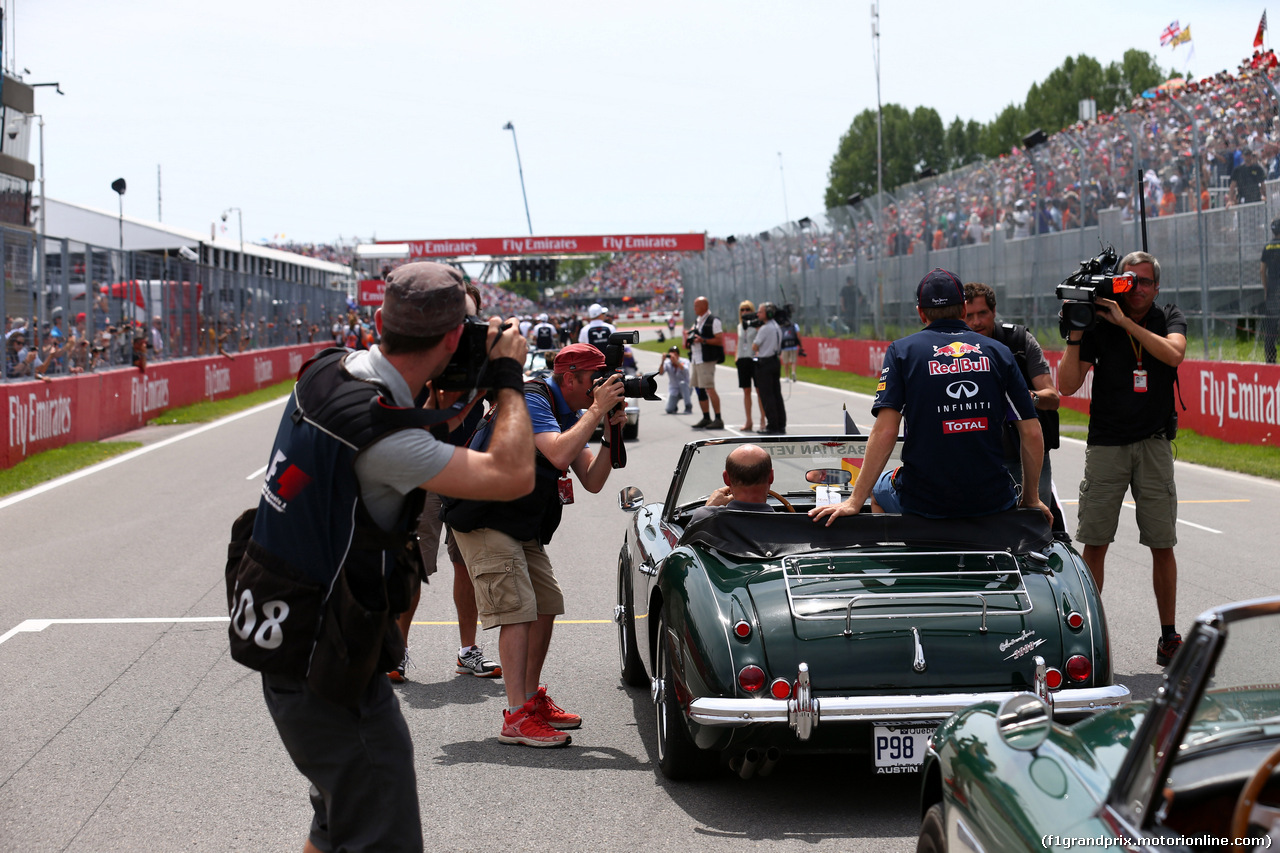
left=688, top=683, right=1131, bottom=729
left=912, top=627, right=926, bottom=673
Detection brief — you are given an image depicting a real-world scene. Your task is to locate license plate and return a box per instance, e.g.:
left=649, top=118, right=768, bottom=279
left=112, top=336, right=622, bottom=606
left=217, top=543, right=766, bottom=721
left=872, top=723, right=934, bottom=774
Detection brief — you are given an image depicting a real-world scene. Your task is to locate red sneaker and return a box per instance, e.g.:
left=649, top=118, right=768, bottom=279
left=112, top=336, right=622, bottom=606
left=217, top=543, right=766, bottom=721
left=499, top=703, right=572, bottom=747
left=532, top=686, right=582, bottom=730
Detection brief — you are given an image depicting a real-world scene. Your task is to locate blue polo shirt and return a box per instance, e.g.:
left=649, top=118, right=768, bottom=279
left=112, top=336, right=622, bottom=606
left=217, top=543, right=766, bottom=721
left=873, top=319, right=1035, bottom=517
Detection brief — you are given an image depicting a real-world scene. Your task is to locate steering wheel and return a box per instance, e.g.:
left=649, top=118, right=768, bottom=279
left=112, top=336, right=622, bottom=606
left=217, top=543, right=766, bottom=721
left=1231, top=741, right=1280, bottom=842
left=767, top=490, right=796, bottom=513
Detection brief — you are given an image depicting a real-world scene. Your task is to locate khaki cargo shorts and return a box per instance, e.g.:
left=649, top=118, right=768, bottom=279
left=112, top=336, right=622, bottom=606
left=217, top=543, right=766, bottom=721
left=450, top=528, right=565, bottom=629
left=691, top=360, right=717, bottom=389
left=1076, top=437, right=1178, bottom=549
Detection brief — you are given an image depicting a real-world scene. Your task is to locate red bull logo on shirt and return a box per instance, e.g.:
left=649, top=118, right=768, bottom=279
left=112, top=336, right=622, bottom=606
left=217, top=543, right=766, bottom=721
left=928, top=355, right=991, bottom=375
left=933, top=341, right=983, bottom=358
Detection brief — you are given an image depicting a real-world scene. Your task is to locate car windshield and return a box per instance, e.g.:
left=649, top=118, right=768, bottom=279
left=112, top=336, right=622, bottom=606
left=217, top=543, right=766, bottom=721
left=1181, top=610, right=1280, bottom=754
left=672, top=437, right=902, bottom=512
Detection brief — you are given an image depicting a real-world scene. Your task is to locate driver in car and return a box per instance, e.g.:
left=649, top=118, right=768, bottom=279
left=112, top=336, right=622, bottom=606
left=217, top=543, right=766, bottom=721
left=689, top=444, right=775, bottom=524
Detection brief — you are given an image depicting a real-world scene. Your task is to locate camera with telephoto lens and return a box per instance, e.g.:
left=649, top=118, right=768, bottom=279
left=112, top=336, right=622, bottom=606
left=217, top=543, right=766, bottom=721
left=434, top=316, right=511, bottom=391
left=594, top=331, right=660, bottom=401
left=1055, top=246, right=1135, bottom=336
left=741, top=310, right=763, bottom=330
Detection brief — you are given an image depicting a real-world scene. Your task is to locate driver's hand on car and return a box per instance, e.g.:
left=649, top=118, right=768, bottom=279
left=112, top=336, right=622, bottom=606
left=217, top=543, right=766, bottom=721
left=808, top=496, right=861, bottom=526
left=1023, top=495, right=1053, bottom=526
left=487, top=316, right=528, bottom=363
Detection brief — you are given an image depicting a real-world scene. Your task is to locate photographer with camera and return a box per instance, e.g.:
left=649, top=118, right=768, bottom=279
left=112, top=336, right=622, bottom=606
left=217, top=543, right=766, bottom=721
left=688, top=295, right=725, bottom=429
left=229, top=262, right=533, bottom=853
left=444, top=343, right=627, bottom=748
left=752, top=302, right=787, bottom=435
left=1057, top=251, right=1187, bottom=667
left=659, top=345, right=693, bottom=414
left=736, top=300, right=766, bottom=431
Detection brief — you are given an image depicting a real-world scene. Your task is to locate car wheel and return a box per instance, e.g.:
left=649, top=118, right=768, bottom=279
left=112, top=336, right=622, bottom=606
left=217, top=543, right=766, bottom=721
left=617, top=552, right=647, bottom=688
left=917, top=803, right=947, bottom=853
left=654, top=611, right=714, bottom=780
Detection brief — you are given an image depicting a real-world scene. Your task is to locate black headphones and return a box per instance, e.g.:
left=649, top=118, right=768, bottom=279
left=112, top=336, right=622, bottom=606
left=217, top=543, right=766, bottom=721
left=761, top=302, right=776, bottom=320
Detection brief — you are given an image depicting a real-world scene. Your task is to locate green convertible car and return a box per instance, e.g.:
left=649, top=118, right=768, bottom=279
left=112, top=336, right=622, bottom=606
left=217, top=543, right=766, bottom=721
left=918, top=596, right=1280, bottom=851
left=614, top=434, right=1130, bottom=780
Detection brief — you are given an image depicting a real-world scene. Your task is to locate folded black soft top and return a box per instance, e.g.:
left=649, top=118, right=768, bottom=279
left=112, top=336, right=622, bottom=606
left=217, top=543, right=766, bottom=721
left=678, top=507, right=1054, bottom=559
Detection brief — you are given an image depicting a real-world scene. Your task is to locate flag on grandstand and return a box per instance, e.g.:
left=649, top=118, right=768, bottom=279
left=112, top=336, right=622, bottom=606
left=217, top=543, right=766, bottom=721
left=1160, top=20, right=1181, bottom=46
left=1256, top=11, right=1268, bottom=49
left=1172, top=26, right=1192, bottom=47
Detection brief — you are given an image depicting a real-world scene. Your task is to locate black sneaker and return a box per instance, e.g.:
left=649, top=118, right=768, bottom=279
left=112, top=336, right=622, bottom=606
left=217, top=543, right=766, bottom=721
left=1156, top=633, right=1182, bottom=666
left=691, top=414, right=711, bottom=429
left=708, top=416, right=724, bottom=429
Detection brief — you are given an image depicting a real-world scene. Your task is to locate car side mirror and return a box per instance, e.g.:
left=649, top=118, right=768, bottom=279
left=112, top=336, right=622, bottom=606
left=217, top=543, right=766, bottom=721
left=996, top=693, right=1053, bottom=752
left=619, top=486, right=644, bottom=512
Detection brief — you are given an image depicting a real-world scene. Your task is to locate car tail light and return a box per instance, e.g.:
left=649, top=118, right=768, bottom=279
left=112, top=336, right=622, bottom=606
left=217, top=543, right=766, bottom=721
left=1066, top=655, right=1091, bottom=683
left=733, top=620, right=752, bottom=639
left=738, top=665, right=766, bottom=693
left=1045, top=668, right=1064, bottom=690
left=1066, top=611, right=1084, bottom=630
left=769, top=678, right=792, bottom=700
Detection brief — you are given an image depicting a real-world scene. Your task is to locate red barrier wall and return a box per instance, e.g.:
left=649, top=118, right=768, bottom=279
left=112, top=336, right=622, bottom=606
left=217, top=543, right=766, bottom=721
left=3, top=344, right=327, bottom=469
left=724, top=332, right=1280, bottom=447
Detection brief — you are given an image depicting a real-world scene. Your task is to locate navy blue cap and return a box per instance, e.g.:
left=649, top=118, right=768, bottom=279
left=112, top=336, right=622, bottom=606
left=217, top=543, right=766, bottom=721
left=916, top=268, right=965, bottom=308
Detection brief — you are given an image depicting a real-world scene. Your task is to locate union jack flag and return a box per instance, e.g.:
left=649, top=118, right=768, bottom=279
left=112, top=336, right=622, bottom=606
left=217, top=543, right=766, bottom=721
left=1160, top=20, right=1181, bottom=46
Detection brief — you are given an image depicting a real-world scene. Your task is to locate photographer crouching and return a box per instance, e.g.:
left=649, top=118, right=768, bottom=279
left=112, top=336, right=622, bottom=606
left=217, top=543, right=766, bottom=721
left=1057, top=250, right=1187, bottom=668
left=227, top=262, right=533, bottom=853
left=443, top=343, right=627, bottom=747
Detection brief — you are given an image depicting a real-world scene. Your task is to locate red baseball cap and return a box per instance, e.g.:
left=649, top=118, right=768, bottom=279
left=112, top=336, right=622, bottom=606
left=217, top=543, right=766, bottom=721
left=553, top=343, right=606, bottom=374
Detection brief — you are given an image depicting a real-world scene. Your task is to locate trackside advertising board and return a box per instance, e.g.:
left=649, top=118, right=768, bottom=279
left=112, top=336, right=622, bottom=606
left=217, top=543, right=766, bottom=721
left=2, top=344, right=327, bottom=469
left=724, top=332, right=1280, bottom=448
left=379, top=233, right=706, bottom=259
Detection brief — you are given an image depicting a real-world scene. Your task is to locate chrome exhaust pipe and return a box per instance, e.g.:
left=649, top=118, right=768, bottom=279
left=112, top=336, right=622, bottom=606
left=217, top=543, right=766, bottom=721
left=757, top=746, right=781, bottom=778
left=737, top=747, right=762, bottom=780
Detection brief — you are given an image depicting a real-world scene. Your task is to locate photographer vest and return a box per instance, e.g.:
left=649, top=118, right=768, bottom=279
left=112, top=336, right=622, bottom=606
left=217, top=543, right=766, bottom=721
left=696, top=315, right=725, bottom=363
left=992, top=323, right=1059, bottom=450
left=441, top=379, right=578, bottom=545
left=225, top=348, right=437, bottom=704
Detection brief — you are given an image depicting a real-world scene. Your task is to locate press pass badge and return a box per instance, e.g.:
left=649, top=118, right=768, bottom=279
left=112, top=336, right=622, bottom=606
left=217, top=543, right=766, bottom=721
left=558, top=477, right=575, bottom=505
left=1133, top=369, right=1148, bottom=392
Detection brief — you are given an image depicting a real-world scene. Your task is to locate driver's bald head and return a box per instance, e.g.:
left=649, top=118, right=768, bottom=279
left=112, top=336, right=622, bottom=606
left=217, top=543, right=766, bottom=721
left=725, top=444, right=772, bottom=488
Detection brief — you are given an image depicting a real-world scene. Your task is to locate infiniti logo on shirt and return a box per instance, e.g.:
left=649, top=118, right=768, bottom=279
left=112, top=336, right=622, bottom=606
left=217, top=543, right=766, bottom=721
left=946, top=381, right=980, bottom=399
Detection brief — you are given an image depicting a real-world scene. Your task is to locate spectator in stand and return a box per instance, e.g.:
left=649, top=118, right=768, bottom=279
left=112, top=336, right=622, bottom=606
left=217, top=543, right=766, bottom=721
left=1229, top=147, right=1268, bottom=205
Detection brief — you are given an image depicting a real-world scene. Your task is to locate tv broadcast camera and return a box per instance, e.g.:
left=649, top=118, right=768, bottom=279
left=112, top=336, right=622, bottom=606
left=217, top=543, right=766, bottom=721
left=1055, top=246, right=1135, bottom=336
left=594, top=330, right=660, bottom=469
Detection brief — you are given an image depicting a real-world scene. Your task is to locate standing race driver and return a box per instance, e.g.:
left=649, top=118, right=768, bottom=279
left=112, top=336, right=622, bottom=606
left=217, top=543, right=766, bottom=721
left=227, top=262, right=534, bottom=853
left=811, top=268, right=1050, bottom=525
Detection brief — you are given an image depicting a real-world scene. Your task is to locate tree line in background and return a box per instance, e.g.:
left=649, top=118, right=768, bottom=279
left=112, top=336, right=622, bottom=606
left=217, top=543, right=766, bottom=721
left=823, top=49, right=1172, bottom=208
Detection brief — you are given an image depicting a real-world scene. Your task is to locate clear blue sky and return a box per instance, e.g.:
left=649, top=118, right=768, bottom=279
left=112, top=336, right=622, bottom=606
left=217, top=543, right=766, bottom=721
left=12, top=1, right=1270, bottom=244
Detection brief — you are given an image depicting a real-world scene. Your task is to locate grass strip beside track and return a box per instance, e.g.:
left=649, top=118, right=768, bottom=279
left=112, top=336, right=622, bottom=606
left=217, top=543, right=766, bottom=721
left=633, top=338, right=1280, bottom=481
left=147, top=379, right=296, bottom=425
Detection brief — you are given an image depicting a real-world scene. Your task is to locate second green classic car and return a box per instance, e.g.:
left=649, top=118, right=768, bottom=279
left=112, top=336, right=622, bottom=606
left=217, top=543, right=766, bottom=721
left=615, top=435, right=1130, bottom=780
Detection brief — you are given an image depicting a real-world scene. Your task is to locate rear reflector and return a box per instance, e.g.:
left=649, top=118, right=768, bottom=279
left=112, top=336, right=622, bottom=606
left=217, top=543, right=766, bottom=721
left=769, top=678, right=792, bottom=700
left=1066, top=612, right=1084, bottom=630
left=738, top=665, right=766, bottom=693
left=733, top=620, right=752, bottom=639
left=1045, top=668, right=1064, bottom=690
left=1066, top=655, right=1091, bottom=683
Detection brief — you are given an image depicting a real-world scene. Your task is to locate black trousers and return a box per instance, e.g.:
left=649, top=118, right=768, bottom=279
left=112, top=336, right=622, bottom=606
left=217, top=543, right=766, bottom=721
left=753, top=355, right=786, bottom=433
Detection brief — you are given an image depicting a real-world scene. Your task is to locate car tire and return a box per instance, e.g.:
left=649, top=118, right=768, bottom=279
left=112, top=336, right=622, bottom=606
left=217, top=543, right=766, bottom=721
left=917, top=803, right=947, bottom=853
left=654, top=611, right=715, bottom=780
left=617, top=551, right=648, bottom=688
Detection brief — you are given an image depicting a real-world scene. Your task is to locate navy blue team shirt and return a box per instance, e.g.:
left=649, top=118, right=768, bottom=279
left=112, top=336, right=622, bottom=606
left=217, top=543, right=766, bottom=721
left=873, top=318, right=1037, bottom=517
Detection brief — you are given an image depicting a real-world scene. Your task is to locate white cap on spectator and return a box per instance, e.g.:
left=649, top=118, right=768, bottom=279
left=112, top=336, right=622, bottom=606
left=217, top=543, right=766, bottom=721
left=588, top=303, right=604, bottom=319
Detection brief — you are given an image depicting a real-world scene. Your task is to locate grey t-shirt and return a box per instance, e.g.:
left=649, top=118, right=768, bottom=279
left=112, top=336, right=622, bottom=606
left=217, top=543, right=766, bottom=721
left=347, top=347, right=455, bottom=530
left=753, top=320, right=782, bottom=358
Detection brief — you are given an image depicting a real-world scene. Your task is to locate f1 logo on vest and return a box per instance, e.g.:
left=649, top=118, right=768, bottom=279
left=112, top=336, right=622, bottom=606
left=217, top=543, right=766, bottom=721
left=262, top=449, right=313, bottom=513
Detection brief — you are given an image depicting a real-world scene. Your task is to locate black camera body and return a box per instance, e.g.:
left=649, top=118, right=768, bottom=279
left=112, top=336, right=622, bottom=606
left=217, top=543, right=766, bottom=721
left=1056, top=247, right=1134, bottom=335
left=595, top=331, right=660, bottom=400
left=741, top=313, right=763, bottom=330
left=434, top=317, right=507, bottom=391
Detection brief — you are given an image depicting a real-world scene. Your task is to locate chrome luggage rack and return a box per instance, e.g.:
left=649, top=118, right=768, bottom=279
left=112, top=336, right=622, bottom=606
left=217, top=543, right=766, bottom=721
left=781, top=550, right=1033, bottom=635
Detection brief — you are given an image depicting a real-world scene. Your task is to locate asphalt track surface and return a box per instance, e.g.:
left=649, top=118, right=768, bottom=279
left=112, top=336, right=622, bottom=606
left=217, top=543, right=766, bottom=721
left=2, top=347, right=1279, bottom=852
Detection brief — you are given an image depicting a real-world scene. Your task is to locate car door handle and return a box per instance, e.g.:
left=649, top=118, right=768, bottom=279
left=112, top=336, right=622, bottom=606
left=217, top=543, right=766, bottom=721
left=639, top=561, right=658, bottom=577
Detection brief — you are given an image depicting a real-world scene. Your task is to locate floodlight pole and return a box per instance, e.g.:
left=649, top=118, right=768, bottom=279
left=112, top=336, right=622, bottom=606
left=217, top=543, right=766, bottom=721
left=1167, top=95, right=1211, bottom=357
left=872, top=3, right=883, bottom=211
left=222, top=207, right=243, bottom=273
left=503, top=122, right=534, bottom=236
left=778, top=152, right=791, bottom=223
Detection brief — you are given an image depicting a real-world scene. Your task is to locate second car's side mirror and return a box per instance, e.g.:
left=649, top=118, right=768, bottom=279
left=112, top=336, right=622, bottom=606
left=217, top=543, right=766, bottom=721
left=996, top=693, right=1053, bottom=752
left=619, top=486, right=644, bottom=512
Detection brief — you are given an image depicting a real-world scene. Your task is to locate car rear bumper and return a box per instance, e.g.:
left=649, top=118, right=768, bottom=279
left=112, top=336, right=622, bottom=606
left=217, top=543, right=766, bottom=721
left=688, top=681, right=1131, bottom=740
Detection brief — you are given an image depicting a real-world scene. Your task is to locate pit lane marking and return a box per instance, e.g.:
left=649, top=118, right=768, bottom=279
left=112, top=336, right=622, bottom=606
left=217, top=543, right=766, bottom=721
left=0, top=616, right=615, bottom=647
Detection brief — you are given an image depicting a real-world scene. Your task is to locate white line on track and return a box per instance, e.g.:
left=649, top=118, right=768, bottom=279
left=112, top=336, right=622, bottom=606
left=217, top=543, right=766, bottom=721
left=0, top=616, right=230, bottom=646
left=246, top=465, right=268, bottom=481
left=0, top=396, right=289, bottom=511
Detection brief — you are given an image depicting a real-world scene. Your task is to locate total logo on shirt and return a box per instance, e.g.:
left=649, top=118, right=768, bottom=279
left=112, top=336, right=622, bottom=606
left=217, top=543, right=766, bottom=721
left=942, top=417, right=989, bottom=434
